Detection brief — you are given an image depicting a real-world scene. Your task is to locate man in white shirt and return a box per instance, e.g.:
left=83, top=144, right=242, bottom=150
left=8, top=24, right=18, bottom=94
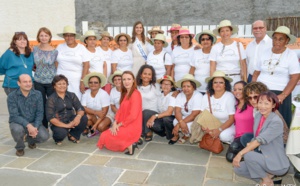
left=246, top=20, right=272, bottom=82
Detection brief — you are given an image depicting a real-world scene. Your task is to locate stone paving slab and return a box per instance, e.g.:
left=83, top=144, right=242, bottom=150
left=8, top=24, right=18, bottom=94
left=0, top=155, right=16, bottom=167
left=145, top=162, right=206, bottom=186
left=106, top=157, right=156, bottom=171
left=0, top=145, right=13, bottom=154
left=4, top=157, right=36, bottom=169
left=56, top=165, right=123, bottom=186
left=0, top=169, right=60, bottom=186
left=27, top=150, right=89, bottom=174
left=206, top=166, right=233, bottom=180
left=4, top=147, right=51, bottom=159
left=118, top=170, right=149, bottom=184
left=83, top=155, right=111, bottom=166
left=138, top=142, right=210, bottom=165
left=203, top=179, right=254, bottom=186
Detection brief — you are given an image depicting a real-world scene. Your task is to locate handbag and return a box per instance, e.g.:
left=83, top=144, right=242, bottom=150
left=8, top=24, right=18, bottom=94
left=199, top=93, right=223, bottom=154
left=237, top=41, right=247, bottom=82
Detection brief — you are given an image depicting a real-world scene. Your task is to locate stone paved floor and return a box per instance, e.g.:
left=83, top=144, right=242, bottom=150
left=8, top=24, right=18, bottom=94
left=0, top=84, right=298, bottom=186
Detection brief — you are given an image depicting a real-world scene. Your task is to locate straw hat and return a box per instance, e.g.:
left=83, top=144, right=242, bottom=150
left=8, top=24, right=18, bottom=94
left=151, top=34, right=168, bottom=47
left=167, top=23, right=181, bottom=32
left=195, top=30, right=217, bottom=44
left=80, top=30, right=101, bottom=43
left=267, top=26, right=296, bottom=44
left=213, top=20, right=239, bottom=36
left=100, top=31, right=113, bottom=41
left=83, top=72, right=107, bottom=88
left=205, top=71, right=233, bottom=83
left=177, top=28, right=195, bottom=38
left=57, top=25, right=81, bottom=39
left=157, top=75, right=176, bottom=87
left=114, top=33, right=131, bottom=43
left=108, top=70, right=123, bottom=84
left=176, top=74, right=201, bottom=88
left=147, top=26, right=164, bottom=35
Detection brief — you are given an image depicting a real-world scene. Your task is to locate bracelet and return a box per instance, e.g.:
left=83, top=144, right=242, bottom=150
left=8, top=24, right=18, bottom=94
left=281, top=92, right=287, bottom=98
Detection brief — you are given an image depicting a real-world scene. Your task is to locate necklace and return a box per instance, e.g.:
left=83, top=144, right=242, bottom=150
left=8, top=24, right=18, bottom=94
left=268, top=52, right=282, bottom=75
left=20, top=55, right=27, bottom=68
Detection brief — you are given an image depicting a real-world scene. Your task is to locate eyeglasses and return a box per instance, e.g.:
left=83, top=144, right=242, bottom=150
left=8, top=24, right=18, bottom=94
left=180, top=36, right=190, bottom=39
left=184, top=102, right=189, bottom=112
left=89, top=81, right=99, bottom=85
left=272, top=37, right=287, bottom=43
left=201, top=38, right=211, bottom=41
left=15, top=32, right=25, bottom=35
left=252, top=27, right=265, bottom=30
left=213, top=81, right=225, bottom=84
left=247, top=95, right=258, bottom=101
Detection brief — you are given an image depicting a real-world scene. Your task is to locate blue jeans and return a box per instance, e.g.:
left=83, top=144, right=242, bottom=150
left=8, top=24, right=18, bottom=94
left=240, top=133, right=261, bottom=153
left=10, top=122, right=49, bottom=150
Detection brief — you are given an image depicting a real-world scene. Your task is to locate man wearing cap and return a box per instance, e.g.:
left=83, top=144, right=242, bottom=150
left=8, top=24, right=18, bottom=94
left=246, top=20, right=272, bottom=82
left=7, top=74, right=49, bottom=156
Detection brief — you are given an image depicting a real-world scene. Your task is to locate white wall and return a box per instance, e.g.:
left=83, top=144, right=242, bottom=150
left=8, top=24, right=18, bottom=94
left=0, top=0, right=76, bottom=55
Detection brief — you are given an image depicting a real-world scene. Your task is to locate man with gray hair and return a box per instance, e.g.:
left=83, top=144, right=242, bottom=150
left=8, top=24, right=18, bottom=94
left=7, top=74, right=49, bottom=156
left=246, top=20, right=272, bottom=82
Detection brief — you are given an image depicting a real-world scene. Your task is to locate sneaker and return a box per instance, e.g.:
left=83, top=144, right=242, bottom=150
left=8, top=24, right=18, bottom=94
left=16, top=149, right=24, bottom=156
left=28, top=143, right=36, bottom=149
left=87, top=130, right=99, bottom=138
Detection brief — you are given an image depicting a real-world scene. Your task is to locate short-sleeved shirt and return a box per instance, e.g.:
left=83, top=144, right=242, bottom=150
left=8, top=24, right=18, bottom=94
left=172, top=46, right=194, bottom=81
left=209, top=41, right=246, bottom=74
left=200, top=91, right=235, bottom=123
left=190, top=49, right=210, bottom=92
left=147, top=51, right=172, bottom=79
left=87, top=48, right=106, bottom=74
left=175, top=91, right=203, bottom=117
left=138, top=84, right=161, bottom=112
left=256, top=48, right=300, bottom=91
left=158, top=92, right=176, bottom=113
left=96, top=46, right=112, bottom=76
left=111, top=49, right=133, bottom=72
left=81, top=89, right=110, bottom=111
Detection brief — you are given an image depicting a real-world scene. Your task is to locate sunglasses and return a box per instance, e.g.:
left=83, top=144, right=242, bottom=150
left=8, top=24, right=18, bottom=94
left=184, top=102, right=189, bottom=112
left=201, top=38, right=211, bottom=41
left=89, top=81, right=99, bottom=85
left=247, top=95, right=258, bottom=101
left=15, top=32, right=25, bottom=35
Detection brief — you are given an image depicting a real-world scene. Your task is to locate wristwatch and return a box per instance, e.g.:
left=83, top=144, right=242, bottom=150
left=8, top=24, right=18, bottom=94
left=218, top=127, right=223, bottom=132
left=155, top=114, right=159, bottom=119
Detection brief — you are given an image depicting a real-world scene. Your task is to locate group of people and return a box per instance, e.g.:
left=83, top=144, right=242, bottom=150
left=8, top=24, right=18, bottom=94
left=0, top=19, right=299, bottom=186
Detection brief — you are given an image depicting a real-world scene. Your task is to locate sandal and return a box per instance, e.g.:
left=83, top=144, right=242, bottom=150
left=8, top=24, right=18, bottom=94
left=137, top=137, right=144, bottom=145
left=82, top=127, right=90, bottom=136
left=87, top=130, right=99, bottom=138
left=178, top=135, right=189, bottom=144
left=55, top=141, right=62, bottom=146
left=68, top=134, right=80, bottom=144
left=145, top=132, right=153, bottom=142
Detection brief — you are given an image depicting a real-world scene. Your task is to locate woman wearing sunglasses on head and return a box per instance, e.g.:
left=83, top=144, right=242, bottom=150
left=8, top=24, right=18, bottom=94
left=169, top=74, right=203, bottom=144
left=0, top=32, right=33, bottom=95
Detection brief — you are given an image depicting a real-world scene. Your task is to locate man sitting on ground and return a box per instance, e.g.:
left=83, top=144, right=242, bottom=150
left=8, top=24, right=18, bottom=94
left=7, top=74, right=49, bottom=156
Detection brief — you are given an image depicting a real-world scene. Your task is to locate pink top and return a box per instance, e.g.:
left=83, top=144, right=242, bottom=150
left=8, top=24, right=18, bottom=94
left=234, top=105, right=254, bottom=138
left=255, top=116, right=266, bottom=137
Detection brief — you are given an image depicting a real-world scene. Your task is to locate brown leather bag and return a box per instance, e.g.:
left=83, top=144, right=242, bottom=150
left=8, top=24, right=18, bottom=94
left=199, top=93, right=223, bottom=154
left=199, top=133, right=223, bottom=154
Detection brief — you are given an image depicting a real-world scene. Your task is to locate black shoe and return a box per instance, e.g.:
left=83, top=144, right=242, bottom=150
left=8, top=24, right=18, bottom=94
left=272, top=175, right=282, bottom=184
left=16, top=149, right=24, bottom=156
left=168, top=136, right=179, bottom=145
left=137, top=137, right=143, bottom=145
left=28, top=143, right=36, bottom=149
left=125, top=143, right=138, bottom=155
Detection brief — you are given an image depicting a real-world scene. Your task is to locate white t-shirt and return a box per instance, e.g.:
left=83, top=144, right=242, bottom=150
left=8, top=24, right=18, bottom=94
left=56, top=43, right=90, bottom=100
left=97, top=46, right=112, bottom=76
left=110, top=87, right=121, bottom=109
left=81, top=89, right=110, bottom=111
left=158, top=92, right=176, bottom=113
left=246, top=35, right=272, bottom=75
left=200, top=91, right=235, bottom=123
left=209, top=41, right=246, bottom=74
left=138, top=84, right=161, bottom=112
left=175, top=91, right=203, bottom=118
left=256, top=48, right=300, bottom=91
left=147, top=51, right=172, bottom=79
left=111, top=48, right=133, bottom=72
left=172, top=46, right=194, bottom=81
left=146, top=42, right=154, bottom=53
left=87, top=48, right=105, bottom=74
left=190, top=49, right=210, bottom=92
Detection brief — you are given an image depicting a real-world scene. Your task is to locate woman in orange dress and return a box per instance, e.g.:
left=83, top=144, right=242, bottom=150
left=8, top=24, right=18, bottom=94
left=97, top=71, right=142, bottom=155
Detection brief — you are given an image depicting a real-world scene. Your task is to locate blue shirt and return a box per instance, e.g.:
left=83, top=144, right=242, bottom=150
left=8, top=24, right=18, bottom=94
left=0, top=49, right=34, bottom=88
left=7, top=88, right=43, bottom=128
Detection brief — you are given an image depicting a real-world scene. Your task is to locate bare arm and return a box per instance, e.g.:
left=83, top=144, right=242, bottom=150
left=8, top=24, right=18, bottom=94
left=103, top=61, right=107, bottom=77
left=278, top=74, right=300, bottom=103
left=111, top=63, right=117, bottom=74
left=165, top=65, right=172, bottom=76
left=233, top=140, right=260, bottom=167
left=240, top=59, right=247, bottom=82
left=252, top=70, right=260, bottom=82
left=189, top=66, right=195, bottom=76
left=210, top=61, right=216, bottom=76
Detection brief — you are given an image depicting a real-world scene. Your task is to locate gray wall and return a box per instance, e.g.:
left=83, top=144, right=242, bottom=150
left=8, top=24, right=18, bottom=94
left=75, top=0, right=300, bottom=31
